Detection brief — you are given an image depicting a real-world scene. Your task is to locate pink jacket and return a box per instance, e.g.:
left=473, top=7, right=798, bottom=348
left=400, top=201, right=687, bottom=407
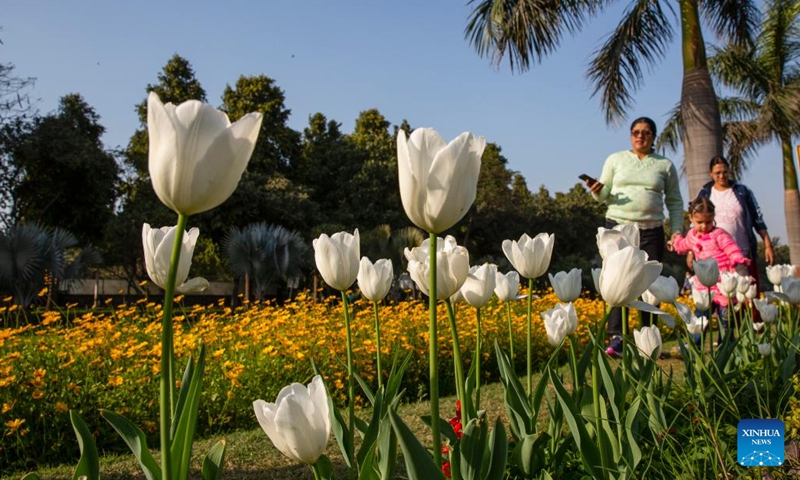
left=672, top=227, right=750, bottom=306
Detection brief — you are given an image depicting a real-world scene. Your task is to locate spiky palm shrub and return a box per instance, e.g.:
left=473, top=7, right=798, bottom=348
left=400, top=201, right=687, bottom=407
left=223, top=222, right=307, bottom=301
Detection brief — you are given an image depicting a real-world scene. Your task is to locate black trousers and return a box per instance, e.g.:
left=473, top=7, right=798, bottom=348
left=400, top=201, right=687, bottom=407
left=605, top=220, right=665, bottom=337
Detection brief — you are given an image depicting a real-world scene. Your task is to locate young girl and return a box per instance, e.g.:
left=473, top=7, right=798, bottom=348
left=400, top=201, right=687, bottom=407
left=669, top=197, right=750, bottom=342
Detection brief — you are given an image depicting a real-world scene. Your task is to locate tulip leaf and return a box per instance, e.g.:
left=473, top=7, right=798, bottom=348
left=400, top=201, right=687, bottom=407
left=101, top=409, right=162, bottom=480
left=420, top=414, right=458, bottom=445
left=388, top=409, right=444, bottom=480
left=201, top=439, right=226, bottom=480
left=385, top=351, right=413, bottom=402
left=512, top=432, right=550, bottom=478
left=459, top=414, right=487, bottom=480
left=493, top=340, right=534, bottom=439
left=548, top=370, right=603, bottom=480
left=70, top=410, right=100, bottom=480
left=352, top=369, right=375, bottom=406
left=313, top=455, right=336, bottom=480
left=482, top=417, right=508, bottom=480
left=170, top=347, right=207, bottom=480
left=356, top=391, right=383, bottom=466
left=376, top=416, right=398, bottom=480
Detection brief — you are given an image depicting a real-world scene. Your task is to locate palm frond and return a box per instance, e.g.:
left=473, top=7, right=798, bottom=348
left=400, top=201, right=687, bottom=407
left=586, top=0, right=674, bottom=124
left=654, top=103, right=682, bottom=154
left=465, top=0, right=604, bottom=72
left=701, top=0, right=759, bottom=48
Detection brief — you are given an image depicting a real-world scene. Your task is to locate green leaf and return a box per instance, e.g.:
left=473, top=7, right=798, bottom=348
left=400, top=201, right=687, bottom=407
left=385, top=351, right=413, bottom=402
left=482, top=417, right=508, bottom=480
left=70, top=410, right=100, bottom=480
left=420, top=414, right=458, bottom=445
left=353, top=369, right=376, bottom=406
left=201, top=439, right=227, bottom=480
left=20, top=474, right=41, bottom=480
left=102, top=410, right=162, bottom=480
left=356, top=391, right=383, bottom=466
left=314, top=455, right=336, bottom=480
left=376, top=417, right=398, bottom=480
left=459, top=415, right=487, bottom=480
left=493, top=341, right=533, bottom=439
left=512, top=433, right=550, bottom=478
left=170, top=347, right=207, bottom=480
left=388, top=409, right=444, bottom=480
left=548, top=370, right=604, bottom=480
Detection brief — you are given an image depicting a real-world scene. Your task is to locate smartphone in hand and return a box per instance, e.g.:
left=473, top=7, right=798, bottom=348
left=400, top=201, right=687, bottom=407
left=579, top=174, right=597, bottom=185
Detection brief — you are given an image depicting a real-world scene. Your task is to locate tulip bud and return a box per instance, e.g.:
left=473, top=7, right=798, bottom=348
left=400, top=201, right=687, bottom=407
left=494, top=271, right=526, bottom=302
left=781, top=277, right=800, bottom=304
left=753, top=298, right=779, bottom=323
left=460, top=263, right=497, bottom=308
left=736, top=274, right=752, bottom=294
left=693, top=258, right=720, bottom=288
left=502, top=233, right=554, bottom=280
left=405, top=236, right=469, bottom=298
left=648, top=275, right=680, bottom=304
left=313, top=230, right=360, bottom=291
left=542, top=302, right=578, bottom=346
left=142, top=223, right=208, bottom=293
left=692, top=286, right=712, bottom=311
left=717, top=272, right=738, bottom=296
left=598, top=245, right=662, bottom=307
left=758, top=343, right=771, bottom=357
left=357, top=257, right=393, bottom=301
left=633, top=325, right=662, bottom=358
left=549, top=268, right=582, bottom=303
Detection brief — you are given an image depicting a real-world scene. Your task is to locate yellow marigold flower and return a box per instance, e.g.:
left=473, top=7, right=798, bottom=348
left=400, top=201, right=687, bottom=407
left=143, top=421, right=157, bottom=433
left=32, top=390, right=44, bottom=400
left=0, top=375, right=16, bottom=388
left=5, top=418, right=25, bottom=435
left=2, top=401, right=14, bottom=413
left=37, top=287, right=48, bottom=297
left=108, top=376, right=123, bottom=387
left=227, top=390, right=235, bottom=400
left=55, top=402, right=68, bottom=413
left=2, top=296, right=11, bottom=302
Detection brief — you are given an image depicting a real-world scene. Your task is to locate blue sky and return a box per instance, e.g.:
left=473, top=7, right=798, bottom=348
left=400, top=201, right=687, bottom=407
left=4, top=1, right=789, bottom=244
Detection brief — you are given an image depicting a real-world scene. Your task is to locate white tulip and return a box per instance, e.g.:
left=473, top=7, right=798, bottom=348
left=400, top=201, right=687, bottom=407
left=596, top=225, right=640, bottom=260
left=313, top=230, right=360, bottom=291
left=684, top=315, right=708, bottom=335
left=758, top=343, right=771, bottom=357
left=780, top=277, right=800, bottom=304
left=397, top=128, right=484, bottom=234
left=147, top=92, right=263, bottom=215
left=717, top=272, right=739, bottom=297
left=736, top=274, right=753, bottom=294
left=542, top=302, right=578, bottom=346
left=753, top=322, right=765, bottom=332
left=745, top=284, right=758, bottom=300
left=693, top=258, right=720, bottom=288
left=405, top=235, right=469, bottom=299
left=692, top=285, right=712, bottom=311
left=459, top=264, right=497, bottom=308
left=549, top=268, right=582, bottom=303
left=766, top=264, right=795, bottom=288
left=591, top=268, right=602, bottom=293
left=357, top=257, right=393, bottom=301
left=142, top=223, right=208, bottom=293
left=648, top=275, right=680, bottom=304
left=753, top=298, right=779, bottom=323
left=253, top=375, right=331, bottom=464
left=633, top=325, right=663, bottom=358
left=494, top=271, right=526, bottom=302
left=598, top=245, right=662, bottom=307
left=502, top=233, right=555, bottom=279
left=641, top=290, right=660, bottom=306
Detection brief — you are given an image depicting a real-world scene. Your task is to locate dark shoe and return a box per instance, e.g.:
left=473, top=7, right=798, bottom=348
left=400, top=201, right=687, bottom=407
left=606, top=335, right=622, bottom=358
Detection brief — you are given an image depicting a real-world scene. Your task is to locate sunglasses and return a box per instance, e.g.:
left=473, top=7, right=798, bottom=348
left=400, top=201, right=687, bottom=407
left=631, top=130, right=653, bottom=137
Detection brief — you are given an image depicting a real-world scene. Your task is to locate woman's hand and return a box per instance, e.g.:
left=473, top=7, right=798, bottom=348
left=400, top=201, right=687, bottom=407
left=586, top=179, right=603, bottom=194
left=765, top=244, right=775, bottom=265
left=686, top=251, right=694, bottom=272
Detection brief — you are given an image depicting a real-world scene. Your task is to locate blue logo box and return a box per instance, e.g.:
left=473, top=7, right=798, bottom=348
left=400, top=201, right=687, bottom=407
left=738, top=419, right=784, bottom=467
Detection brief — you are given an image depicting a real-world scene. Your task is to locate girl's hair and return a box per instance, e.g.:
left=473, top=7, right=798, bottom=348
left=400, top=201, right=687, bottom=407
left=630, top=117, right=657, bottom=137
left=709, top=155, right=730, bottom=171
left=688, top=197, right=715, bottom=216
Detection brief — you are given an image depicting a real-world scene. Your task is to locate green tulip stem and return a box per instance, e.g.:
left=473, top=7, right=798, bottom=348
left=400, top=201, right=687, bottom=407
left=526, top=277, right=534, bottom=398
left=707, top=290, right=714, bottom=356
left=445, top=299, right=466, bottom=425
left=505, top=302, right=515, bottom=362
left=372, top=300, right=383, bottom=391
left=475, top=306, right=482, bottom=412
left=340, top=291, right=356, bottom=479
left=591, top=345, right=606, bottom=469
left=568, top=338, right=579, bottom=397
left=160, top=212, right=188, bottom=480
left=427, top=232, right=441, bottom=468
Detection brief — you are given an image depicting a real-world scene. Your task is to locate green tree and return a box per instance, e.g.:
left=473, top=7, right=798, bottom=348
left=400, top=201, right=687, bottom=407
left=465, top=0, right=757, bottom=197
left=707, top=0, right=800, bottom=263
left=346, top=109, right=403, bottom=229
left=6, top=94, right=119, bottom=245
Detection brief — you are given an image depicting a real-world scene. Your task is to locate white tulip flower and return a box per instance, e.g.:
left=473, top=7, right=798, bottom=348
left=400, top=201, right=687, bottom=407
left=494, top=271, right=526, bottom=302
left=684, top=315, right=708, bottom=335
left=313, top=230, right=360, bottom=291
left=692, top=286, right=712, bottom=311
left=147, top=92, right=263, bottom=215
left=549, top=268, right=582, bottom=303
left=736, top=274, right=753, bottom=294
left=253, top=375, right=331, bottom=464
left=598, top=244, right=662, bottom=307
left=641, top=290, right=660, bottom=307
left=780, top=277, right=800, bottom=304
left=502, top=233, right=555, bottom=280
left=459, top=264, right=497, bottom=308
left=357, top=257, right=393, bottom=302
left=758, top=343, right=771, bottom=357
left=542, top=302, right=578, bottom=346
left=766, top=264, right=795, bottom=289
left=397, top=128, right=484, bottom=234
left=648, top=275, right=680, bottom=304
left=405, top=235, right=469, bottom=299
left=745, top=284, right=758, bottom=300
left=591, top=268, right=602, bottom=293
left=596, top=224, right=640, bottom=260
left=717, top=272, right=739, bottom=297
left=753, top=298, right=779, bottom=323
left=633, top=325, right=663, bottom=359
left=142, top=223, right=208, bottom=293
left=693, top=258, right=720, bottom=288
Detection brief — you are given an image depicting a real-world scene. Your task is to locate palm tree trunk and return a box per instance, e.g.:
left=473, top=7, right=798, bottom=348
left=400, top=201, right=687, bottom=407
left=783, top=140, right=800, bottom=264
left=679, top=0, right=723, bottom=198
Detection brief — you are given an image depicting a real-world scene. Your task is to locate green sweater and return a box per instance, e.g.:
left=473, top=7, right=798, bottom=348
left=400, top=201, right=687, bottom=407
left=594, top=150, right=684, bottom=234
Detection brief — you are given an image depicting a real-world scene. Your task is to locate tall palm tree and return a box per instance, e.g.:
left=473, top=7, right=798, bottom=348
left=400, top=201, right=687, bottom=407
left=465, top=0, right=758, bottom=197
left=708, top=0, right=800, bottom=263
